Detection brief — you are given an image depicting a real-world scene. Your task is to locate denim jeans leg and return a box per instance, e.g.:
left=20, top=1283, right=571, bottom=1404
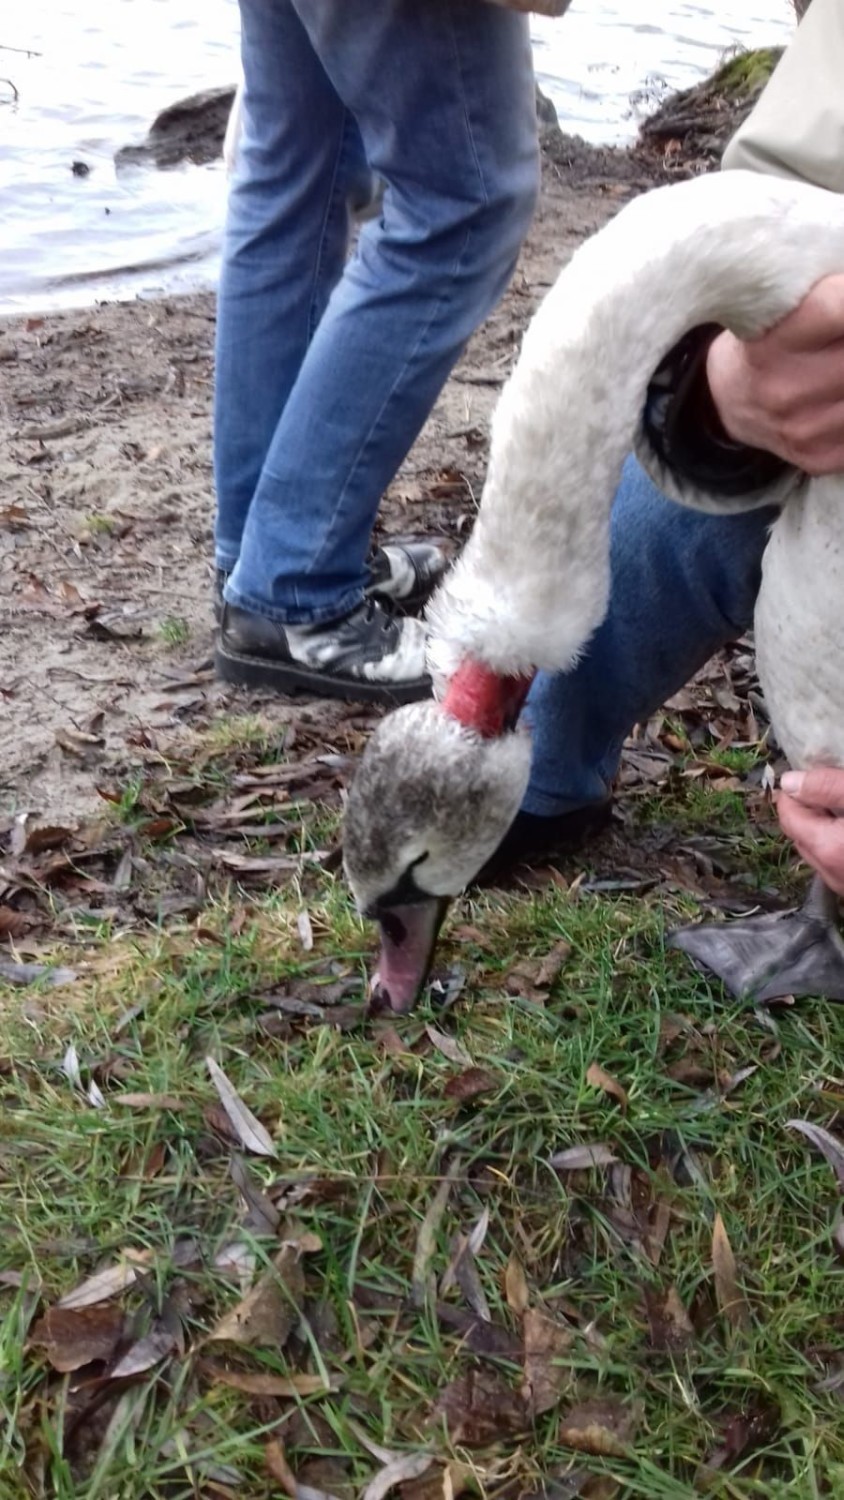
left=213, top=0, right=370, bottom=574
left=521, top=457, right=778, bottom=816
left=226, top=0, right=539, bottom=625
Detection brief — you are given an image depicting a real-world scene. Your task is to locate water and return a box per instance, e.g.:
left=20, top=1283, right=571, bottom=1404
left=0, top=0, right=794, bottom=315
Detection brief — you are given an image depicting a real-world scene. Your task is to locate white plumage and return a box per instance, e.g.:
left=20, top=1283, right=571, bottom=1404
left=345, top=168, right=844, bottom=1011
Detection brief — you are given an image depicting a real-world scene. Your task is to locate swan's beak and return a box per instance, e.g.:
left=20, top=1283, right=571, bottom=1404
left=369, top=897, right=450, bottom=1013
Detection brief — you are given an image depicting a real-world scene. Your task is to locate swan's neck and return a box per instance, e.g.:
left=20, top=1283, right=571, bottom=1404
left=426, top=171, right=844, bottom=686
left=441, top=659, right=534, bottom=738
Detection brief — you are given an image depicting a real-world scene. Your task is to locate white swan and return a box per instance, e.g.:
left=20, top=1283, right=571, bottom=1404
left=343, top=169, right=844, bottom=1012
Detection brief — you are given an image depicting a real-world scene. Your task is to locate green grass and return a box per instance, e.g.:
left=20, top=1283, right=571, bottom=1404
left=2, top=777, right=844, bottom=1498
left=158, top=616, right=191, bottom=649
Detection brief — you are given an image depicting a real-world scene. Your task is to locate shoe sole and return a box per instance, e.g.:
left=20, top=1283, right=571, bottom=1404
left=215, top=644, right=432, bottom=707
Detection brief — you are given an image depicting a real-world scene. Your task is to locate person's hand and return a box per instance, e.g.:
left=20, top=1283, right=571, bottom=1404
left=706, top=274, right=844, bottom=476
left=777, top=767, right=844, bottom=895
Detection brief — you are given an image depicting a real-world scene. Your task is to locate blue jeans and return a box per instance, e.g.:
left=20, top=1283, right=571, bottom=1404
left=522, top=457, right=778, bottom=815
left=214, top=0, right=539, bottom=625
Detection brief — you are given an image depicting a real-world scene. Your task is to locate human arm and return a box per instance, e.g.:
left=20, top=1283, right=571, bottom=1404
left=777, top=768, right=844, bottom=896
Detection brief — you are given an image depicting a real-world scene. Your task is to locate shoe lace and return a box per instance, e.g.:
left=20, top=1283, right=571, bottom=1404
left=362, top=596, right=399, bottom=633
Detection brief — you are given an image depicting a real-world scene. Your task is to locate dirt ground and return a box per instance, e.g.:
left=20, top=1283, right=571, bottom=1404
left=0, top=143, right=668, bottom=829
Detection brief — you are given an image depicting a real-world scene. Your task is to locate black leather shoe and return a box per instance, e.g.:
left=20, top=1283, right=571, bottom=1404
left=473, top=802, right=613, bottom=887
left=213, top=540, right=446, bottom=624
left=216, top=597, right=431, bottom=705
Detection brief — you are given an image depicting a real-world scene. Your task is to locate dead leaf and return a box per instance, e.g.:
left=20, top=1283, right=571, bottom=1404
left=115, top=1091, right=185, bottom=1111
left=214, top=1241, right=257, bottom=1292
left=0, top=905, right=32, bottom=939
left=265, top=1439, right=298, bottom=1496
left=522, top=1307, right=574, bottom=1414
left=643, top=1283, right=694, bottom=1352
left=786, top=1118, right=844, bottom=1192
left=711, top=1213, right=750, bottom=1333
left=206, top=1057, right=275, bottom=1157
left=550, top=1144, right=618, bottom=1171
left=203, top=1363, right=336, bottom=1397
left=412, top=1157, right=462, bottom=1308
left=206, top=1243, right=304, bottom=1350
left=504, top=1253, right=530, bottom=1315
left=110, top=1329, right=176, bottom=1378
left=559, top=1397, right=641, bottom=1457
left=58, top=1250, right=153, bottom=1309
left=432, top=1368, right=529, bottom=1446
left=534, top=940, right=573, bottom=988
left=425, top=1026, right=472, bottom=1068
left=362, top=1454, right=434, bottom=1500
left=442, top=1067, right=497, bottom=1104
left=297, top=909, right=314, bottom=951
left=29, top=1302, right=125, bottom=1372
left=585, top=1063, right=628, bottom=1111
left=229, top=1154, right=281, bottom=1235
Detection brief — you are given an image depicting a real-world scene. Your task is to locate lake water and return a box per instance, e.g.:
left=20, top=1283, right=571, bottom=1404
left=0, top=0, right=795, bottom=315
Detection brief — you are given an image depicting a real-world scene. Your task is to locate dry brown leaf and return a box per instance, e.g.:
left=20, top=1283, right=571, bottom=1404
left=643, top=1283, right=694, bottom=1352
left=265, top=1439, right=298, bottom=1496
left=206, top=1056, right=276, bottom=1157
left=58, top=1250, right=153, bottom=1309
left=206, top=1243, right=304, bottom=1350
left=585, top=1062, right=628, bottom=1111
left=297, top=909, right=314, bottom=951
left=550, top=1144, right=617, bottom=1171
left=412, top=1157, right=462, bottom=1308
left=559, top=1397, right=641, bottom=1457
left=522, top=1307, right=574, bottom=1414
left=424, top=1026, right=472, bottom=1068
left=110, top=1329, right=176, bottom=1378
left=504, top=1253, right=530, bottom=1315
left=376, top=1025, right=414, bottom=1057
left=432, top=1368, right=529, bottom=1446
left=711, top=1213, right=750, bottom=1333
left=205, top=1363, right=336, bottom=1397
left=114, top=1091, right=185, bottom=1111
left=29, top=1302, right=125, bottom=1372
left=362, top=1453, right=434, bottom=1500
left=400, top=1464, right=473, bottom=1500
left=534, top=939, right=573, bottom=988
left=442, top=1067, right=497, bottom=1104
left=786, top=1118, right=844, bottom=1192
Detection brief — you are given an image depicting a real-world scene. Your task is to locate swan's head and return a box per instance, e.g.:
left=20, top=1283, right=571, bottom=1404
left=343, top=685, right=532, bottom=1013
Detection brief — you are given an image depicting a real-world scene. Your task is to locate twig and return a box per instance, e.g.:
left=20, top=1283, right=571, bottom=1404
left=0, top=77, right=18, bottom=101
left=0, top=43, right=42, bottom=56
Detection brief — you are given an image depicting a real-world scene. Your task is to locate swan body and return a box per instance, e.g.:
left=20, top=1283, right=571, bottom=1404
left=344, top=169, right=844, bottom=1011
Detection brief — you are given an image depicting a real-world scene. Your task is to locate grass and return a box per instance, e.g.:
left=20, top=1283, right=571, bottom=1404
left=2, top=773, right=844, bottom=1498
left=158, top=616, right=191, bottom=649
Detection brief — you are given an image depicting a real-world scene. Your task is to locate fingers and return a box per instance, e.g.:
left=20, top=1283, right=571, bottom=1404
left=777, top=792, right=844, bottom=897
left=777, top=274, right=844, bottom=352
left=779, top=766, right=844, bottom=811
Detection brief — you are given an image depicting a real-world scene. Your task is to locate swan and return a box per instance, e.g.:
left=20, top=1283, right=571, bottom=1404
left=343, top=168, right=844, bottom=1013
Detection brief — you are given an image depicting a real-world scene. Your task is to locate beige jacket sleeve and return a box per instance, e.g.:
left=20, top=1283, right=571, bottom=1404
left=723, top=0, right=844, bottom=192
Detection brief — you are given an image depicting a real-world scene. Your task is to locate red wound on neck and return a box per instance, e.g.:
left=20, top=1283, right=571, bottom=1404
left=441, top=659, right=534, bottom=739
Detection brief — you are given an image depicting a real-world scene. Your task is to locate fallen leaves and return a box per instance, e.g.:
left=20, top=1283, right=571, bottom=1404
left=362, top=1452, right=434, bottom=1500
left=30, top=1302, right=126, bottom=1372
left=522, top=1308, right=574, bottom=1414
left=558, top=1397, right=641, bottom=1457
left=206, top=1242, right=307, bottom=1351
left=711, top=1213, right=750, bottom=1334
left=550, top=1144, right=618, bottom=1171
left=432, top=1368, right=529, bottom=1446
left=585, top=1062, right=628, bottom=1111
left=442, top=1067, right=498, bottom=1104
left=205, top=1056, right=276, bottom=1157
left=786, top=1118, right=844, bottom=1192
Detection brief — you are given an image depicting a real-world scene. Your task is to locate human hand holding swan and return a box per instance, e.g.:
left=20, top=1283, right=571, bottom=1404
left=343, top=164, right=844, bottom=1013
left=706, top=273, right=844, bottom=475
